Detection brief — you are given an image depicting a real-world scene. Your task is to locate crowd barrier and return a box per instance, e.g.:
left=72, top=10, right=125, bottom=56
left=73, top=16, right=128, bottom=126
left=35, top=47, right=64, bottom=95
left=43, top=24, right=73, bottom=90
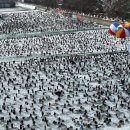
left=0, top=50, right=127, bottom=62
left=0, top=27, right=109, bottom=40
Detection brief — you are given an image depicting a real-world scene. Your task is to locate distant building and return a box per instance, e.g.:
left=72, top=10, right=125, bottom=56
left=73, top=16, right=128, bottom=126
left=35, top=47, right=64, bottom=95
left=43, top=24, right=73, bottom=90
left=0, top=0, right=15, bottom=8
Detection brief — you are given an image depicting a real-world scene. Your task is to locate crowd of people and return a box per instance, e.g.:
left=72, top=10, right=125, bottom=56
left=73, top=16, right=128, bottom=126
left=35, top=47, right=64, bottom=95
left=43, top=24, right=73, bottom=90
left=0, top=10, right=97, bottom=34
left=0, top=30, right=127, bottom=57
left=0, top=9, right=129, bottom=130
left=0, top=53, right=130, bottom=130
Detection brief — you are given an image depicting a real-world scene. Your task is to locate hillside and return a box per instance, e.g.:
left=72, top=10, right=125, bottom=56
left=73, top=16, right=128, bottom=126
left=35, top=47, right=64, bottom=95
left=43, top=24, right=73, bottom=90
left=24, top=0, right=130, bottom=20
left=103, top=0, right=130, bottom=19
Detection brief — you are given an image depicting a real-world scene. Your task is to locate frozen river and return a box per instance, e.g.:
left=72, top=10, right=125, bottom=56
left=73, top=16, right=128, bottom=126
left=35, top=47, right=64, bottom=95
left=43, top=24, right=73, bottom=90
left=0, top=8, right=129, bottom=130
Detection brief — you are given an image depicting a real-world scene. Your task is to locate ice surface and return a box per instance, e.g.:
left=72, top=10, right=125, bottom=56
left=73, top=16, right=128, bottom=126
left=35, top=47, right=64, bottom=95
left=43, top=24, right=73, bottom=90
left=0, top=8, right=129, bottom=130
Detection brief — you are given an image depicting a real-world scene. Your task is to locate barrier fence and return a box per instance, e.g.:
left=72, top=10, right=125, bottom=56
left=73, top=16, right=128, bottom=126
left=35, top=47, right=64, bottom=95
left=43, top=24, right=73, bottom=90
left=0, top=27, right=109, bottom=40
left=0, top=50, right=127, bottom=62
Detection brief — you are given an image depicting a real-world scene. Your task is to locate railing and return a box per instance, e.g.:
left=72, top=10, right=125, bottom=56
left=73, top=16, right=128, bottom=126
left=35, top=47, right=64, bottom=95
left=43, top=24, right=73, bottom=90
left=0, top=50, right=127, bottom=62
left=0, top=27, right=108, bottom=40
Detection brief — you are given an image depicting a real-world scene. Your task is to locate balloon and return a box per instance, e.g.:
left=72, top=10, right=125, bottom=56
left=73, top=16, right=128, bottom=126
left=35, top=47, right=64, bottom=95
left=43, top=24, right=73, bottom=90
left=116, top=26, right=130, bottom=38
left=124, top=23, right=130, bottom=28
left=76, top=15, right=81, bottom=21
left=116, top=24, right=125, bottom=31
left=108, top=22, right=120, bottom=36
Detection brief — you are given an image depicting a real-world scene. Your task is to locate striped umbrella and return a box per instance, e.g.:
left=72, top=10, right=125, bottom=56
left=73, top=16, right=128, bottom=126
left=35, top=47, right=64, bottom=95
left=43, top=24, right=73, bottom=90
left=108, top=22, right=119, bottom=36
